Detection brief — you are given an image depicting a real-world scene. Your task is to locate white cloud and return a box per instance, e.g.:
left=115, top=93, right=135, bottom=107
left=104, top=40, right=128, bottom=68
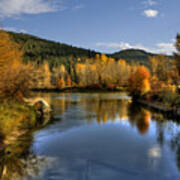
left=143, top=0, right=157, bottom=6
left=143, top=9, right=159, bottom=18
left=96, top=41, right=176, bottom=55
left=156, top=43, right=176, bottom=54
left=96, top=42, right=145, bottom=51
left=0, top=0, right=64, bottom=18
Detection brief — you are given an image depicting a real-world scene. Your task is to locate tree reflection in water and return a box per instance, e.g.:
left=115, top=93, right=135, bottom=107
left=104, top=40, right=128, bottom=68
left=0, top=114, right=54, bottom=180
left=31, top=92, right=180, bottom=176
left=80, top=97, right=130, bottom=124
left=128, top=103, right=151, bottom=135
left=79, top=96, right=151, bottom=135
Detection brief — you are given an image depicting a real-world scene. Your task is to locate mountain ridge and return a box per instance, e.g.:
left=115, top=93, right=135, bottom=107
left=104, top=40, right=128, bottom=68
left=7, top=31, right=173, bottom=65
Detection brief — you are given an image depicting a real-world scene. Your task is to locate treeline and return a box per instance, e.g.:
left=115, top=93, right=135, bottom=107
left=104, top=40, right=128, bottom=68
left=34, top=54, right=132, bottom=89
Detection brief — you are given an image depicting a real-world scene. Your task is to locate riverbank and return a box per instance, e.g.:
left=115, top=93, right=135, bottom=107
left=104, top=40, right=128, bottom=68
left=31, top=86, right=127, bottom=93
left=135, top=98, right=180, bottom=119
left=0, top=100, right=38, bottom=135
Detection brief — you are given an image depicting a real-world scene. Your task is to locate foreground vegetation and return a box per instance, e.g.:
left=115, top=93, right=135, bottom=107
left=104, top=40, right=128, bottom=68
left=0, top=30, right=39, bottom=134
left=0, top=100, right=37, bottom=134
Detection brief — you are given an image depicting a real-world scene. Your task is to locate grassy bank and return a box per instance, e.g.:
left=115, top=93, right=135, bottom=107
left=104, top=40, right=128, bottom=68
left=0, top=100, right=37, bottom=135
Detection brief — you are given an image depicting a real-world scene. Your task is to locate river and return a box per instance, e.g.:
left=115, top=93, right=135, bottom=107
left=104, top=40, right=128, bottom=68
left=1, top=92, right=180, bottom=180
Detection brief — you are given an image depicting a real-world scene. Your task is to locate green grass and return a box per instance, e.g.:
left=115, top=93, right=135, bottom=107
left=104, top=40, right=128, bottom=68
left=0, top=100, right=37, bottom=134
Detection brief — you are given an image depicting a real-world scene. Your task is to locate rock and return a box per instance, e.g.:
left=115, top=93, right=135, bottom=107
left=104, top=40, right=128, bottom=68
left=24, top=98, right=51, bottom=113
left=24, top=97, right=52, bottom=124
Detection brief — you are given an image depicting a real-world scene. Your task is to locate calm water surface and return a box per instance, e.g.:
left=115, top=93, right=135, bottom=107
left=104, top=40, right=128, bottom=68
left=1, top=92, right=180, bottom=180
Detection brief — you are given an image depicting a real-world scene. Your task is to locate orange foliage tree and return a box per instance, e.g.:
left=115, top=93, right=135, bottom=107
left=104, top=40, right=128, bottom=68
left=128, top=66, right=151, bottom=97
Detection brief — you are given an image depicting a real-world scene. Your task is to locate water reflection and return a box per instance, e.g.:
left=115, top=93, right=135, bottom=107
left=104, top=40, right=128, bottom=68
left=2, top=92, right=180, bottom=180
left=0, top=113, right=54, bottom=180
left=54, top=93, right=151, bottom=135
left=48, top=93, right=180, bottom=176
left=170, top=132, right=180, bottom=171
left=128, top=104, right=151, bottom=135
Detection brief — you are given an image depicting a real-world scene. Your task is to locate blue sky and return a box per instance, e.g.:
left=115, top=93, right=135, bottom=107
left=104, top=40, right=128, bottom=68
left=0, top=0, right=180, bottom=55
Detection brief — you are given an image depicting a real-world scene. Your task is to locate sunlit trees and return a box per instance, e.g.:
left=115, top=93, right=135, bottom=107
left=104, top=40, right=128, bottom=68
left=149, top=54, right=179, bottom=100
left=0, top=30, right=20, bottom=73
left=149, top=55, right=173, bottom=82
left=74, top=55, right=135, bottom=89
left=57, top=77, right=65, bottom=89
left=0, top=30, right=37, bottom=100
left=37, top=62, right=52, bottom=89
left=75, top=63, right=86, bottom=86
left=128, top=65, right=151, bottom=96
left=52, top=64, right=68, bottom=88
left=95, top=54, right=108, bottom=85
left=116, top=59, right=131, bottom=86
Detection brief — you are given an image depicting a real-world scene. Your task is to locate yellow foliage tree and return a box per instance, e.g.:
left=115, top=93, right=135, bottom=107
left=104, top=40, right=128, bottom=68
left=0, top=30, right=37, bottom=100
left=57, top=77, right=65, bottom=89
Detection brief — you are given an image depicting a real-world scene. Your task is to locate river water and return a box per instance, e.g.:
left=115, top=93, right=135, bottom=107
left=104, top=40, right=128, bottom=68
left=1, top=92, right=180, bottom=180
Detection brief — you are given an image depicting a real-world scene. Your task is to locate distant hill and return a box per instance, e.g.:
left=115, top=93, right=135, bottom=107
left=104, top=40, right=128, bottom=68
left=110, top=49, right=155, bottom=64
left=110, top=49, right=173, bottom=65
left=7, top=31, right=173, bottom=66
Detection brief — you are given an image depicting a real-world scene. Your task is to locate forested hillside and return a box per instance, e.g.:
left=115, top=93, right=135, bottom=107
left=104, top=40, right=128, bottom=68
left=8, top=31, right=172, bottom=67
left=9, top=31, right=99, bottom=67
left=111, top=49, right=154, bottom=64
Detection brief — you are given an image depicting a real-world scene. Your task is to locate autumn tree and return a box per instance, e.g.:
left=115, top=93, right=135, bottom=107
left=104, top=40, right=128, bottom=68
left=116, top=59, right=131, bottom=86
left=52, top=64, right=67, bottom=88
left=149, top=55, right=172, bottom=82
left=128, top=66, right=151, bottom=97
left=0, top=30, right=37, bottom=100
left=57, top=77, right=65, bottom=89
left=37, top=62, right=52, bottom=89
left=95, top=54, right=108, bottom=85
left=75, top=63, right=86, bottom=86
